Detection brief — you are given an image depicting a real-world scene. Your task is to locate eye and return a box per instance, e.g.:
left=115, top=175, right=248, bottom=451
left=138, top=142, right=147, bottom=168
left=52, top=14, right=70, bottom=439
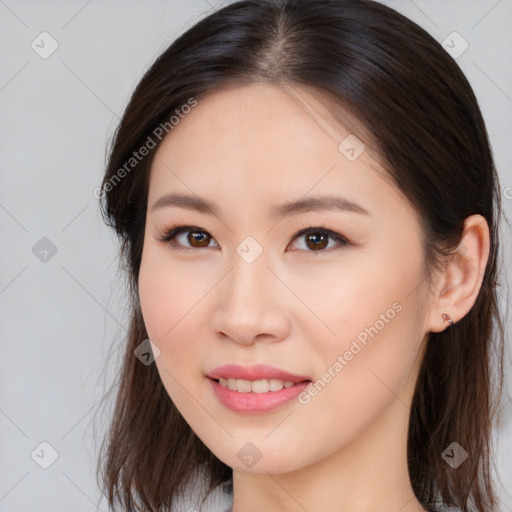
left=289, top=226, right=350, bottom=252
left=155, top=224, right=350, bottom=252
left=155, top=225, right=218, bottom=250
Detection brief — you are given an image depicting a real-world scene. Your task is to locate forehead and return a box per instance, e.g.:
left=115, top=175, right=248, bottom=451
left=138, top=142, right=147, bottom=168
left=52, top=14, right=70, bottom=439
left=148, top=83, right=411, bottom=222
left=157, top=82, right=371, bottom=160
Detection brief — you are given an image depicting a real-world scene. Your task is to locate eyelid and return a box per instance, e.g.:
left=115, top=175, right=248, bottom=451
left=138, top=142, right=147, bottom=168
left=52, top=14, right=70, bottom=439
left=154, top=224, right=351, bottom=251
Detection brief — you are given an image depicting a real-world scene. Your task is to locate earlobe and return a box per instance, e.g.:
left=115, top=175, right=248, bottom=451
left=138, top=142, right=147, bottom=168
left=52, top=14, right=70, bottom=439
left=428, top=214, right=490, bottom=333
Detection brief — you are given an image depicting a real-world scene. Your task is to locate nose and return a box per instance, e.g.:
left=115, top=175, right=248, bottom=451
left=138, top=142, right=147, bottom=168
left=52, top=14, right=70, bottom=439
left=210, top=251, right=291, bottom=346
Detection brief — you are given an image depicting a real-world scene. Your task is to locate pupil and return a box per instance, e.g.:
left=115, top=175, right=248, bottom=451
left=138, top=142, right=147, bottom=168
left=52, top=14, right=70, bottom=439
left=308, top=233, right=327, bottom=250
left=190, top=231, right=209, bottom=246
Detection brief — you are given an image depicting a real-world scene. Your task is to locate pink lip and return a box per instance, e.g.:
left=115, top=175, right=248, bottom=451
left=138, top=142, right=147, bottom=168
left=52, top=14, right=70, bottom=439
left=206, top=364, right=312, bottom=413
left=207, top=364, right=311, bottom=383
left=208, top=379, right=311, bottom=413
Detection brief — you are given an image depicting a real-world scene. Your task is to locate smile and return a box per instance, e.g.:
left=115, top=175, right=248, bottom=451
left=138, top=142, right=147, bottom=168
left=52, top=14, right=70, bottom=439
left=206, top=364, right=312, bottom=412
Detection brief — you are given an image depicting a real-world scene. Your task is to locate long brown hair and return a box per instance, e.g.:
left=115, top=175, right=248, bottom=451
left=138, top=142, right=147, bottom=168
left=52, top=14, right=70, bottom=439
left=95, top=1, right=508, bottom=510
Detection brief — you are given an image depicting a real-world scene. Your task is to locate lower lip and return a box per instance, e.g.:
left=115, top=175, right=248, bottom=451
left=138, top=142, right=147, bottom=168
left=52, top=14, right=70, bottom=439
left=208, top=378, right=311, bottom=413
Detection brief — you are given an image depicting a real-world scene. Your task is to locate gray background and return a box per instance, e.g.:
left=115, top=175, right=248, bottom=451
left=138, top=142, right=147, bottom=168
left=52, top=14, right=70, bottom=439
left=1, top=0, right=511, bottom=511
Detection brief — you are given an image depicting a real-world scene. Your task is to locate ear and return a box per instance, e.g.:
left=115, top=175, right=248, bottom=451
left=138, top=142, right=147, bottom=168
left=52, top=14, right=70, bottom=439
left=427, top=214, right=490, bottom=333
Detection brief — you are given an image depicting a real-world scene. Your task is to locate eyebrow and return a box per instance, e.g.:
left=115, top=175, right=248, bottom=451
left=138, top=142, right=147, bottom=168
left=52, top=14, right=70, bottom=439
left=151, top=192, right=370, bottom=218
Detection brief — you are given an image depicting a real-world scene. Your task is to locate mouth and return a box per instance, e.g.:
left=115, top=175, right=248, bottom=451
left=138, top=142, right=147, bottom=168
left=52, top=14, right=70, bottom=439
left=206, top=364, right=313, bottom=411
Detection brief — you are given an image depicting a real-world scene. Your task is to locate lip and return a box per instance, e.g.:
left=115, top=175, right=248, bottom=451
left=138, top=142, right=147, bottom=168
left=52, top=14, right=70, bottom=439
left=206, top=364, right=312, bottom=413
left=207, top=364, right=311, bottom=383
left=208, top=378, right=311, bottom=413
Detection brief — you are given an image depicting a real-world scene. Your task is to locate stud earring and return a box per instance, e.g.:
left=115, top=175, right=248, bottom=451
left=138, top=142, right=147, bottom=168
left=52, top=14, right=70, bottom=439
left=442, top=313, right=454, bottom=326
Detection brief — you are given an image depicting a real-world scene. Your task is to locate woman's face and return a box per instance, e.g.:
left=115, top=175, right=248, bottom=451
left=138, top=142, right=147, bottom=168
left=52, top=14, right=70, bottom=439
left=138, top=83, right=432, bottom=474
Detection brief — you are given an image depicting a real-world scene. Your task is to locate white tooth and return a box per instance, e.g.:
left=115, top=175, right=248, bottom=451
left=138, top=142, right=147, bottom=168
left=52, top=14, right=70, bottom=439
left=251, top=379, right=270, bottom=393
left=269, top=379, right=284, bottom=391
left=218, top=378, right=294, bottom=392
left=236, top=379, right=252, bottom=392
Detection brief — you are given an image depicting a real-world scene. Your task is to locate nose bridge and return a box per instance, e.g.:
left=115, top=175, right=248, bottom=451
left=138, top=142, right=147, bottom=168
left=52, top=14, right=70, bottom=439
left=212, top=242, right=289, bottom=343
left=225, top=245, right=273, bottom=312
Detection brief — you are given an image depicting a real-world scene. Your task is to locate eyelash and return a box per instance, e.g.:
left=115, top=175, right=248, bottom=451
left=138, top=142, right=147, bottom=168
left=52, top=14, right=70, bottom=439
left=154, top=223, right=351, bottom=253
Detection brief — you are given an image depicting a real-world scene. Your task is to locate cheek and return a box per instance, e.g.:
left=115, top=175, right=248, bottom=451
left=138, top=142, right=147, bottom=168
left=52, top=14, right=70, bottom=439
left=313, top=249, right=426, bottom=400
left=139, top=261, right=201, bottom=414
left=138, top=246, right=208, bottom=387
left=306, top=260, right=397, bottom=352
left=138, top=245, right=200, bottom=342
left=138, top=266, right=192, bottom=372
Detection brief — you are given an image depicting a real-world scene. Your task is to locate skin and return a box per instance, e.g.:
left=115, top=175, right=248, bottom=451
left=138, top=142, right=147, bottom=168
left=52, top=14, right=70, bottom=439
left=138, top=83, right=490, bottom=512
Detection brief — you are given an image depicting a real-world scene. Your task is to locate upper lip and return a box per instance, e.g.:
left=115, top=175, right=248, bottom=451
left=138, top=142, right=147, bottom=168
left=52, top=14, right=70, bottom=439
left=207, top=364, right=311, bottom=383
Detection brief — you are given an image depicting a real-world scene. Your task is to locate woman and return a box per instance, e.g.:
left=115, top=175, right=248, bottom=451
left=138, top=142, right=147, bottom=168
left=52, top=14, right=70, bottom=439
left=96, top=1, right=507, bottom=511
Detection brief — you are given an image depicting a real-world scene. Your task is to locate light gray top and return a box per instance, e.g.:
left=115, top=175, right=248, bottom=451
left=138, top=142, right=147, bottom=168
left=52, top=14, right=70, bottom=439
left=170, top=476, right=233, bottom=512
left=170, top=475, right=461, bottom=512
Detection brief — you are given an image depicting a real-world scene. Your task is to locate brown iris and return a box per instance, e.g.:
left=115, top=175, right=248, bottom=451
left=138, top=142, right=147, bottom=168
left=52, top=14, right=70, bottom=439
left=188, top=230, right=211, bottom=247
left=305, top=232, right=329, bottom=251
